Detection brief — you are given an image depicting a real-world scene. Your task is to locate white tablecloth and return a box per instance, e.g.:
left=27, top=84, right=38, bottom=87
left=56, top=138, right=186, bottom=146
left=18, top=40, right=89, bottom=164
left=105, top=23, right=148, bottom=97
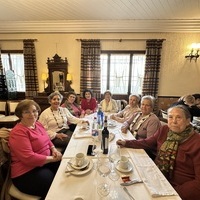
left=45, top=113, right=181, bottom=200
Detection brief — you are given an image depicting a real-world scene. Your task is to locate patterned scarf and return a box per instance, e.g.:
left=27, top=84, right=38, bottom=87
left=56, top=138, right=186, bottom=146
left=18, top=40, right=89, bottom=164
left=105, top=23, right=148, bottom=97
left=156, top=125, right=194, bottom=179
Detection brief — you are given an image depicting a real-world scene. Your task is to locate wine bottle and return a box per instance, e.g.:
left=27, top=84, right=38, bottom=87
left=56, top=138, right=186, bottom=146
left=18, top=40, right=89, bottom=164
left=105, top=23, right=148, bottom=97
left=101, top=115, right=109, bottom=154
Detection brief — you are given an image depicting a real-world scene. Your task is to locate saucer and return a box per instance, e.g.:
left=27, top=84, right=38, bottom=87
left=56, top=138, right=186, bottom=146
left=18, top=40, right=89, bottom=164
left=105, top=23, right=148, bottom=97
left=70, top=160, right=93, bottom=176
left=109, top=132, right=115, bottom=142
left=115, top=161, right=133, bottom=173
left=69, top=157, right=90, bottom=170
left=108, top=122, right=116, bottom=128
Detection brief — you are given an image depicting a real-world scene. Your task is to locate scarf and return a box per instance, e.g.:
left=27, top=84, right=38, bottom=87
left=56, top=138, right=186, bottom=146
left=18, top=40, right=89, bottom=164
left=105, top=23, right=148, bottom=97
left=156, top=125, right=194, bottom=179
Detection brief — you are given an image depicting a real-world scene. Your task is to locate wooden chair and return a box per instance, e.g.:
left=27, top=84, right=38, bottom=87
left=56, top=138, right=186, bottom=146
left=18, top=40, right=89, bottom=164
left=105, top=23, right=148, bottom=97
left=6, top=101, right=20, bottom=115
left=0, top=128, right=41, bottom=200
left=0, top=101, right=7, bottom=117
left=161, top=109, right=168, bottom=121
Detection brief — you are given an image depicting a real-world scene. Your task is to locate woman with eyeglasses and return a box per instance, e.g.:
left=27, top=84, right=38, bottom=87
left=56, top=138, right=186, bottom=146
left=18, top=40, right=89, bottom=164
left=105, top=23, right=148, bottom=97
left=9, top=99, right=62, bottom=199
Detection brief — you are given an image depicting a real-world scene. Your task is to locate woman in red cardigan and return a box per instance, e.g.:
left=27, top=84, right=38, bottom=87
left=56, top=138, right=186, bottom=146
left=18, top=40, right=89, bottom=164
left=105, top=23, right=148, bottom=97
left=81, top=89, right=97, bottom=115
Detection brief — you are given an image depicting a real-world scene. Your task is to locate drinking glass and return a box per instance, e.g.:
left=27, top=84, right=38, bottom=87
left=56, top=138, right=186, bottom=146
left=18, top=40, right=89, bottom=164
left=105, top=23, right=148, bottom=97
left=97, top=158, right=111, bottom=197
left=108, top=144, right=120, bottom=181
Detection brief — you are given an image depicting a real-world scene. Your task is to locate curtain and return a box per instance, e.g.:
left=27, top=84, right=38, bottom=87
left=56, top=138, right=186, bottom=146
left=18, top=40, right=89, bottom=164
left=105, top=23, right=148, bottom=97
left=142, top=39, right=164, bottom=113
left=80, top=39, right=101, bottom=102
left=23, top=39, right=39, bottom=99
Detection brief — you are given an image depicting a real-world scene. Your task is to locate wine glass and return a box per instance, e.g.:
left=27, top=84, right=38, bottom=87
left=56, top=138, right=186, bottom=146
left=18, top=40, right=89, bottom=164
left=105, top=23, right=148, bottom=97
left=97, top=158, right=111, bottom=197
left=108, top=144, right=121, bottom=181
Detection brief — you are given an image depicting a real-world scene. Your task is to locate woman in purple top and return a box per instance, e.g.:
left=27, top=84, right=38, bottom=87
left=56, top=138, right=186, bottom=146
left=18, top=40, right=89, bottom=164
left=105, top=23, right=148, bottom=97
left=9, top=99, right=62, bottom=199
left=81, top=89, right=97, bottom=115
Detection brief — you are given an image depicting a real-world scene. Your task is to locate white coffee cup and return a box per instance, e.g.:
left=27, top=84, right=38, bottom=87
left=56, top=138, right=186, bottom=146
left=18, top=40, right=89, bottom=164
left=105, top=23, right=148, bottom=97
left=119, top=156, right=129, bottom=170
left=75, top=153, right=85, bottom=167
left=82, top=122, right=89, bottom=129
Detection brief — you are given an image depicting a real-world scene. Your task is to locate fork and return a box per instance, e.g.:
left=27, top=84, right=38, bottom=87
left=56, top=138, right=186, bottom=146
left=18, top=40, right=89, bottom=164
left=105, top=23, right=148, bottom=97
left=123, top=187, right=135, bottom=200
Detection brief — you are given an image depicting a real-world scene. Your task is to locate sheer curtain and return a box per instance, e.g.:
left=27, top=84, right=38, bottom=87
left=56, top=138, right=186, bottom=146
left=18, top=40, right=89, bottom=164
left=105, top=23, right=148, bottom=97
left=142, top=39, right=164, bottom=113
left=80, top=39, right=101, bottom=102
left=23, top=39, right=39, bottom=99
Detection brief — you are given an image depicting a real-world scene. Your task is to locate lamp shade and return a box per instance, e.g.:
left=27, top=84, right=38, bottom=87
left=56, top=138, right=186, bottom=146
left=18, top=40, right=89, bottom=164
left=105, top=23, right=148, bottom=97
left=67, top=73, right=72, bottom=81
left=41, top=73, right=47, bottom=81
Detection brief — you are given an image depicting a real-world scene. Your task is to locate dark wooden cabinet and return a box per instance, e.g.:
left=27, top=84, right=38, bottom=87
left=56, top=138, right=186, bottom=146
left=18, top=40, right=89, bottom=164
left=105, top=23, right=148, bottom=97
left=47, top=54, right=68, bottom=93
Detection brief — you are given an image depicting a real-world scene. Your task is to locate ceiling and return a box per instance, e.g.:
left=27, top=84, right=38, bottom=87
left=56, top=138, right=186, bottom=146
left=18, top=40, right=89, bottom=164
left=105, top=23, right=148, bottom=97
left=0, top=0, right=200, bottom=33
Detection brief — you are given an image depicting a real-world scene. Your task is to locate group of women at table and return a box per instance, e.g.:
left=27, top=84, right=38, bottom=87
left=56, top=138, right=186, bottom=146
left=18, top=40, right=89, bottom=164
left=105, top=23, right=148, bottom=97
left=8, top=90, right=200, bottom=200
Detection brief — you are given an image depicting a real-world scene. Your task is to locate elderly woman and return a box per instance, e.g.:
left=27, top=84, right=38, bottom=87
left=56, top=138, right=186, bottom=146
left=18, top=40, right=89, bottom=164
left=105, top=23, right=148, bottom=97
left=39, top=91, right=88, bottom=153
left=61, top=91, right=84, bottom=131
left=117, top=105, right=200, bottom=200
left=121, top=95, right=161, bottom=140
left=81, top=89, right=97, bottom=115
left=9, top=100, right=62, bottom=199
left=100, top=90, right=118, bottom=113
left=110, top=94, right=141, bottom=123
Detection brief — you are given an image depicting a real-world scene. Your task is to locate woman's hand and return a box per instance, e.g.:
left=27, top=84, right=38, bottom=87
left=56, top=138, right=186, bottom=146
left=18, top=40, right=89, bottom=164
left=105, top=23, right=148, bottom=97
left=56, top=133, right=68, bottom=141
left=116, top=139, right=126, bottom=147
left=51, top=147, right=62, bottom=158
left=121, top=126, right=128, bottom=134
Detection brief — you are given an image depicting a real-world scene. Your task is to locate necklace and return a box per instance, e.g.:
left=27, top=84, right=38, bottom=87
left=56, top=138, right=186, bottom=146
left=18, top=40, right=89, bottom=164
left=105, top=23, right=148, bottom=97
left=51, top=108, right=64, bottom=128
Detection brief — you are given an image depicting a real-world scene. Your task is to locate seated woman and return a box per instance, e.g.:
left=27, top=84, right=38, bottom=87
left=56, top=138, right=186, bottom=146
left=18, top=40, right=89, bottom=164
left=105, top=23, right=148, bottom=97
left=100, top=90, right=118, bottom=113
left=110, top=94, right=141, bottom=123
left=39, top=91, right=88, bottom=153
left=61, top=91, right=84, bottom=131
left=171, top=94, right=200, bottom=121
left=117, top=105, right=200, bottom=200
left=9, top=99, right=62, bottom=199
left=81, top=89, right=97, bottom=115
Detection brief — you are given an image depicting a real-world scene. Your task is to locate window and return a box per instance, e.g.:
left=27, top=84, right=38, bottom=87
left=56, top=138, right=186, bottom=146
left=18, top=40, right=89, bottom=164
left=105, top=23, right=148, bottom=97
left=100, top=51, right=145, bottom=95
left=1, top=50, right=25, bottom=92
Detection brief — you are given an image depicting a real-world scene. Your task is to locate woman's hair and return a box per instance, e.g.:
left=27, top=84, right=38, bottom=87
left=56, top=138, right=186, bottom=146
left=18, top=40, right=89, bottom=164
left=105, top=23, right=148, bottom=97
left=83, top=89, right=93, bottom=98
left=48, top=91, right=63, bottom=102
left=129, top=94, right=141, bottom=104
left=66, top=91, right=77, bottom=99
left=141, top=95, right=155, bottom=108
left=183, top=94, right=195, bottom=105
left=168, top=104, right=191, bottom=120
left=103, top=90, right=112, bottom=97
left=15, top=99, right=41, bottom=118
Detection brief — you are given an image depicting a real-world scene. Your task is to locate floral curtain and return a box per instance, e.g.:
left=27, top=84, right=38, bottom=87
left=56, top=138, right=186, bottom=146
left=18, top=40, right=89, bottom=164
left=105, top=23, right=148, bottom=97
left=80, top=39, right=101, bottom=102
left=142, top=39, right=164, bottom=113
left=23, top=39, right=39, bottom=99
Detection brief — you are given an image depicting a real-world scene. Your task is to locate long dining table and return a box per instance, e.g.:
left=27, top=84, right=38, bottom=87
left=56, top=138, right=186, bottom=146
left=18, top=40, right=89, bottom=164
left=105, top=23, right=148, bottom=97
left=45, top=113, right=181, bottom=200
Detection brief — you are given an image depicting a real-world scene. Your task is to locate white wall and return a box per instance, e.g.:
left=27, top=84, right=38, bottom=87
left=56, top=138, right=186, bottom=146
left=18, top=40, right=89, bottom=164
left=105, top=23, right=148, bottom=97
left=0, top=32, right=200, bottom=96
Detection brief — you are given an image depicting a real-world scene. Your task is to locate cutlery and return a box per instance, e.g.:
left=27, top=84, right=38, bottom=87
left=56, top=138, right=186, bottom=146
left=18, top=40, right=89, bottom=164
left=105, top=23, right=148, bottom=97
left=65, top=162, right=90, bottom=173
left=123, top=187, right=135, bottom=200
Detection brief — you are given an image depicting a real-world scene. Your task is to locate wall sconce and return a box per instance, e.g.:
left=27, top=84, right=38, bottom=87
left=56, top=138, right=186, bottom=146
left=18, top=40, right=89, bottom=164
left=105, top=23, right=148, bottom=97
left=66, top=73, right=74, bottom=92
left=66, top=73, right=72, bottom=84
left=185, top=43, right=200, bottom=62
left=41, top=73, right=47, bottom=91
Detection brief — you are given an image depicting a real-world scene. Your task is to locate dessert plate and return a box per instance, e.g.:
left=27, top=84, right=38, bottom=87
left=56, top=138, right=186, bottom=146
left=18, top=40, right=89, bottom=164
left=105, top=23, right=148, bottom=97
left=69, top=157, right=90, bottom=170
left=115, top=161, right=133, bottom=173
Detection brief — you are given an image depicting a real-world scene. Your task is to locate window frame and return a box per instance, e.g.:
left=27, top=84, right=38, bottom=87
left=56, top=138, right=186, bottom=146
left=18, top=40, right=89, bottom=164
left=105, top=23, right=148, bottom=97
left=101, top=50, right=146, bottom=98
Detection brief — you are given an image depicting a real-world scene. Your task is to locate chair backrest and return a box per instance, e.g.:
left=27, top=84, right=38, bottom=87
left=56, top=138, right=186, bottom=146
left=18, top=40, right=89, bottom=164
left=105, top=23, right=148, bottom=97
left=0, top=101, right=7, bottom=115
left=7, top=101, right=19, bottom=115
left=161, top=109, right=168, bottom=120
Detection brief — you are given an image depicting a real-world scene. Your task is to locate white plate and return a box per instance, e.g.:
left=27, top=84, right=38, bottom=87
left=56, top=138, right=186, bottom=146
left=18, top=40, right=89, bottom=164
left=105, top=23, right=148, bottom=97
left=80, top=126, right=90, bottom=130
left=108, top=122, right=116, bottom=128
left=70, top=160, right=93, bottom=176
left=115, top=161, right=133, bottom=173
left=109, top=132, right=115, bottom=142
left=69, top=158, right=90, bottom=170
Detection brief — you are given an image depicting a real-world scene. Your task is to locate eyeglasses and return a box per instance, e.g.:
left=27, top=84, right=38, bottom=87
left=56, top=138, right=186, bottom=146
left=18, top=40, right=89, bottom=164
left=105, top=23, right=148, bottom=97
left=22, top=110, right=38, bottom=115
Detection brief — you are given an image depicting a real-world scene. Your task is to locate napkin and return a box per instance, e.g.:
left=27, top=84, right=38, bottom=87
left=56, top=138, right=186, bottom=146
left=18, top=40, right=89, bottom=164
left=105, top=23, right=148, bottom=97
left=129, top=150, right=178, bottom=197
left=73, top=128, right=92, bottom=139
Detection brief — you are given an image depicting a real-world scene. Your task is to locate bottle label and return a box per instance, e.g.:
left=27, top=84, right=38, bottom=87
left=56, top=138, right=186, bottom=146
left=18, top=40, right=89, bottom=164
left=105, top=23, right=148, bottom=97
left=105, top=137, right=108, bottom=149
